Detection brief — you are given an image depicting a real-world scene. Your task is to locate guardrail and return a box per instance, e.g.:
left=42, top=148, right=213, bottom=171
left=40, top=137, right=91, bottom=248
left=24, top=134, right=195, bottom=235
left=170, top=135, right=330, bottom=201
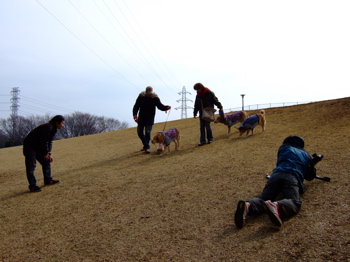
left=224, top=101, right=312, bottom=113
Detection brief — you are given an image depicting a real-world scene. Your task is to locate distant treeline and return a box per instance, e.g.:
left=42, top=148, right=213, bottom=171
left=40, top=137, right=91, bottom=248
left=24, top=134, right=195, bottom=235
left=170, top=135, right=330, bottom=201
left=0, top=112, right=130, bottom=148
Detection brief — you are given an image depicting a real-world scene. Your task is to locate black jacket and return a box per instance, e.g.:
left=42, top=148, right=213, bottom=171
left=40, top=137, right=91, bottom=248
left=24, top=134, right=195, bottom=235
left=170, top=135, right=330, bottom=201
left=132, top=92, right=169, bottom=125
left=193, top=89, right=223, bottom=117
left=23, top=123, right=57, bottom=154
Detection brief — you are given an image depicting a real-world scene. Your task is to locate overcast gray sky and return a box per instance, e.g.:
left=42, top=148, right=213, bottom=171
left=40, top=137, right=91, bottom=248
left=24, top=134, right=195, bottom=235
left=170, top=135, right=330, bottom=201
left=1, top=0, right=349, bottom=126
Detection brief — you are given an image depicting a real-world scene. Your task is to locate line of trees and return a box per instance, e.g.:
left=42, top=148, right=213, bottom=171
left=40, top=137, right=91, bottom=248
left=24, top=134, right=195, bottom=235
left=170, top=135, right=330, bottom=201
left=0, top=112, right=130, bottom=148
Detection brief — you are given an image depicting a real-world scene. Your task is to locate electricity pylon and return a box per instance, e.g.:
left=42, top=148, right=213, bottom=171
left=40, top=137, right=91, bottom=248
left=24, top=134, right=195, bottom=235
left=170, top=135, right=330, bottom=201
left=175, top=86, right=193, bottom=119
left=10, top=87, right=20, bottom=131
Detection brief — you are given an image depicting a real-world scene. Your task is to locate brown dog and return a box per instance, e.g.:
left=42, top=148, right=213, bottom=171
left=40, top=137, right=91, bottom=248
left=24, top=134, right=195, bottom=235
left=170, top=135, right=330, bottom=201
left=151, top=128, right=180, bottom=156
left=236, top=110, right=266, bottom=137
left=214, top=111, right=248, bottom=136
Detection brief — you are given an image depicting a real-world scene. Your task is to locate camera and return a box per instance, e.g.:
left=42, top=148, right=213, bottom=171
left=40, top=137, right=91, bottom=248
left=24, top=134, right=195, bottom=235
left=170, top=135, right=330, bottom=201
left=312, top=153, right=323, bottom=166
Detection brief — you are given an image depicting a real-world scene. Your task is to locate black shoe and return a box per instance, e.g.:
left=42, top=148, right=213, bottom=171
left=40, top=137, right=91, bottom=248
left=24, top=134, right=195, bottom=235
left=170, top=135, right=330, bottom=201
left=208, top=140, right=213, bottom=144
left=44, top=180, right=60, bottom=186
left=198, top=143, right=206, bottom=146
left=29, top=185, right=42, bottom=192
left=234, top=200, right=247, bottom=229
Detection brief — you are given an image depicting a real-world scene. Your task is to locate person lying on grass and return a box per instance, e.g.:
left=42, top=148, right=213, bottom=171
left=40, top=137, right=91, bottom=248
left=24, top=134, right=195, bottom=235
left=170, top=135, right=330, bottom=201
left=234, top=135, right=323, bottom=228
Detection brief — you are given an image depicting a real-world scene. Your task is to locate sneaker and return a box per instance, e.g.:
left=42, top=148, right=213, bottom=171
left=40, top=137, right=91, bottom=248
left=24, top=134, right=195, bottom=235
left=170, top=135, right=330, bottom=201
left=145, top=149, right=150, bottom=154
left=44, top=180, right=60, bottom=186
left=207, top=140, right=213, bottom=144
left=235, top=200, right=248, bottom=229
left=264, top=200, right=282, bottom=227
left=140, top=148, right=145, bottom=151
left=198, top=143, right=206, bottom=146
left=29, top=185, right=42, bottom=192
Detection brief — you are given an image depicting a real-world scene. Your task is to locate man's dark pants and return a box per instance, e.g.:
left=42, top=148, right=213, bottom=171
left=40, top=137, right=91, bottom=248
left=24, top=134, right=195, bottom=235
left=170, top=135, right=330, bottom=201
left=199, top=118, right=213, bottom=144
left=23, top=146, right=52, bottom=187
left=247, top=172, right=302, bottom=219
left=137, top=124, right=153, bottom=150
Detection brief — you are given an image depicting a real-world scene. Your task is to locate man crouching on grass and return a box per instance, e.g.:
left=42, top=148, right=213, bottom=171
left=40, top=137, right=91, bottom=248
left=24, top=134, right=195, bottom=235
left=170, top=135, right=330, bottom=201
left=234, top=136, right=323, bottom=228
left=23, top=115, right=65, bottom=192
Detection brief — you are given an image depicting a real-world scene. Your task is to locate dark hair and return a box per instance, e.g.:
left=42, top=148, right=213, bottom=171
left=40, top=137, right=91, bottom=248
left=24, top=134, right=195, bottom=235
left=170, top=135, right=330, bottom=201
left=283, top=136, right=305, bottom=149
left=49, top=115, right=65, bottom=124
left=193, top=83, right=205, bottom=90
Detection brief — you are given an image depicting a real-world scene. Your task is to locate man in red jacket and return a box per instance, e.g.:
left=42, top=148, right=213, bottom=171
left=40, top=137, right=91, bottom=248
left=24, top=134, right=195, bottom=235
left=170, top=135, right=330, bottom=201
left=23, top=115, right=65, bottom=192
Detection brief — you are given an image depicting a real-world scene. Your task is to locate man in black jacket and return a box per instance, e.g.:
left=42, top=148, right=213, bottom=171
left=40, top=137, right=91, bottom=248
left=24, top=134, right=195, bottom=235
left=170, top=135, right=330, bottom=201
left=132, top=86, right=171, bottom=154
left=23, top=115, right=65, bottom=192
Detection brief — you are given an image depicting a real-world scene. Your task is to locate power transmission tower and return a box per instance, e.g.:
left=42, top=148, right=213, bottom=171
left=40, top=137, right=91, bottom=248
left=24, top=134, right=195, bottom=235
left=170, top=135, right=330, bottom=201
left=175, top=86, right=193, bottom=119
left=10, top=87, right=20, bottom=136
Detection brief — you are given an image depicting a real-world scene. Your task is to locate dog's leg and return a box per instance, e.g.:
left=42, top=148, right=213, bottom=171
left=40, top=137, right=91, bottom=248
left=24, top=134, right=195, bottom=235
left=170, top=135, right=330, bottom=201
left=174, top=134, right=180, bottom=150
left=166, top=145, right=171, bottom=155
left=175, top=139, right=180, bottom=151
left=227, top=126, right=231, bottom=136
left=244, top=130, right=249, bottom=138
left=262, top=120, right=266, bottom=133
left=245, top=129, right=253, bottom=138
left=260, top=115, right=266, bottom=133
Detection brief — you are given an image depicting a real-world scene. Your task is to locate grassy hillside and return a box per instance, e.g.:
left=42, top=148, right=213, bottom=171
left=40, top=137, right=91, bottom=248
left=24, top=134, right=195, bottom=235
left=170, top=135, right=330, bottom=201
left=0, top=97, right=349, bottom=261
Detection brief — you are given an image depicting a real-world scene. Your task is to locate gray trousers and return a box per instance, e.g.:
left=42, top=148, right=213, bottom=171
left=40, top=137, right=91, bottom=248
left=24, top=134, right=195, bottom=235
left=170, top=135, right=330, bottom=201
left=248, top=172, right=302, bottom=219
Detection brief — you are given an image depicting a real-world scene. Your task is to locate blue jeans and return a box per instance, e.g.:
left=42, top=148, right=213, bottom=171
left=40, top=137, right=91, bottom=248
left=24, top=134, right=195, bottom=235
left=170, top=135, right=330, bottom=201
left=137, top=124, right=153, bottom=150
left=199, top=119, right=213, bottom=144
left=247, top=172, right=302, bottom=219
left=23, top=146, right=52, bottom=187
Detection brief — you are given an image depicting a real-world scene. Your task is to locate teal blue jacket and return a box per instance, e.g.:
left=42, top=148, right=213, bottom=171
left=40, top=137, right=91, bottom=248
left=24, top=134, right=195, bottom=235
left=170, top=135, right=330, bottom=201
left=272, top=144, right=316, bottom=193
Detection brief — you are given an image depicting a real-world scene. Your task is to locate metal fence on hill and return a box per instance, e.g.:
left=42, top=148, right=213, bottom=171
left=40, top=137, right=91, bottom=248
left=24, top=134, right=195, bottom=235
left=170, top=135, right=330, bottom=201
left=224, top=101, right=312, bottom=113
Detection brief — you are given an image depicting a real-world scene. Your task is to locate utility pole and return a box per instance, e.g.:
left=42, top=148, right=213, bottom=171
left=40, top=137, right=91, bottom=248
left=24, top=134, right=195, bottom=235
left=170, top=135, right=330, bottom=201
left=240, top=94, right=245, bottom=111
left=10, top=87, right=20, bottom=138
left=175, top=86, right=193, bottom=119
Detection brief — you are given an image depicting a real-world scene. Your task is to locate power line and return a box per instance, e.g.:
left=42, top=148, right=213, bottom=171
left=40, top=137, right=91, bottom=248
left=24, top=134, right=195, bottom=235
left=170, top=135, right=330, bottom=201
left=102, top=0, right=177, bottom=95
left=37, top=0, right=181, bottom=101
left=36, top=0, right=140, bottom=90
left=67, top=0, right=149, bottom=89
left=120, top=0, right=183, bottom=89
left=20, top=95, right=75, bottom=113
left=1, top=88, right=76, bottom=118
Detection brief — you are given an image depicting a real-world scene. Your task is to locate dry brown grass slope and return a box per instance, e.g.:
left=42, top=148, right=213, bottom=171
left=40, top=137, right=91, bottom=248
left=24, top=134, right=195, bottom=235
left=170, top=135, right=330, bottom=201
left=0, top=97, right=349, bottom=262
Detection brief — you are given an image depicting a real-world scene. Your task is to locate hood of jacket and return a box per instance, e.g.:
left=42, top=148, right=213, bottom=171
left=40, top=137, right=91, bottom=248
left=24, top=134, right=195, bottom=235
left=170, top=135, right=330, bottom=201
left=139, top=91, right=158, bottom=98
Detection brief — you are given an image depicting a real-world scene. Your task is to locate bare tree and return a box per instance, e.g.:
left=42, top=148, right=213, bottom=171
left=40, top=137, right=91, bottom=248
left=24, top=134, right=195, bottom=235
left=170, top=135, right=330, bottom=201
left=0, top=129, right=8, bottom=148
left=0, top=112, right=130, bottom=148
left=62, top=112, right=130, bottom=138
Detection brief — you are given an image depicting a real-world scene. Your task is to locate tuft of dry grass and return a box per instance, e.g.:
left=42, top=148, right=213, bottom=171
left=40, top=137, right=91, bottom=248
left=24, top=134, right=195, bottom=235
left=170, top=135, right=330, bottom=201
left=0, top=97, right=349, bottom=261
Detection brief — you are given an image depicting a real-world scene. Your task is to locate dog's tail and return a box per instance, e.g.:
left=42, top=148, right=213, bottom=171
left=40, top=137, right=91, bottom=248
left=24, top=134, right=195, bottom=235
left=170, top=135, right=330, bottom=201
left=241, top=111, right=248, bottom=121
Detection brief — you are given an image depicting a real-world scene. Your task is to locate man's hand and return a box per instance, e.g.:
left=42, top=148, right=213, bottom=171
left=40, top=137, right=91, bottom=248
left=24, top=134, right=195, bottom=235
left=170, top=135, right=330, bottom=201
left=133, top=115, right=138, bottom=123
left=45, top=153, right=53, bottom=163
